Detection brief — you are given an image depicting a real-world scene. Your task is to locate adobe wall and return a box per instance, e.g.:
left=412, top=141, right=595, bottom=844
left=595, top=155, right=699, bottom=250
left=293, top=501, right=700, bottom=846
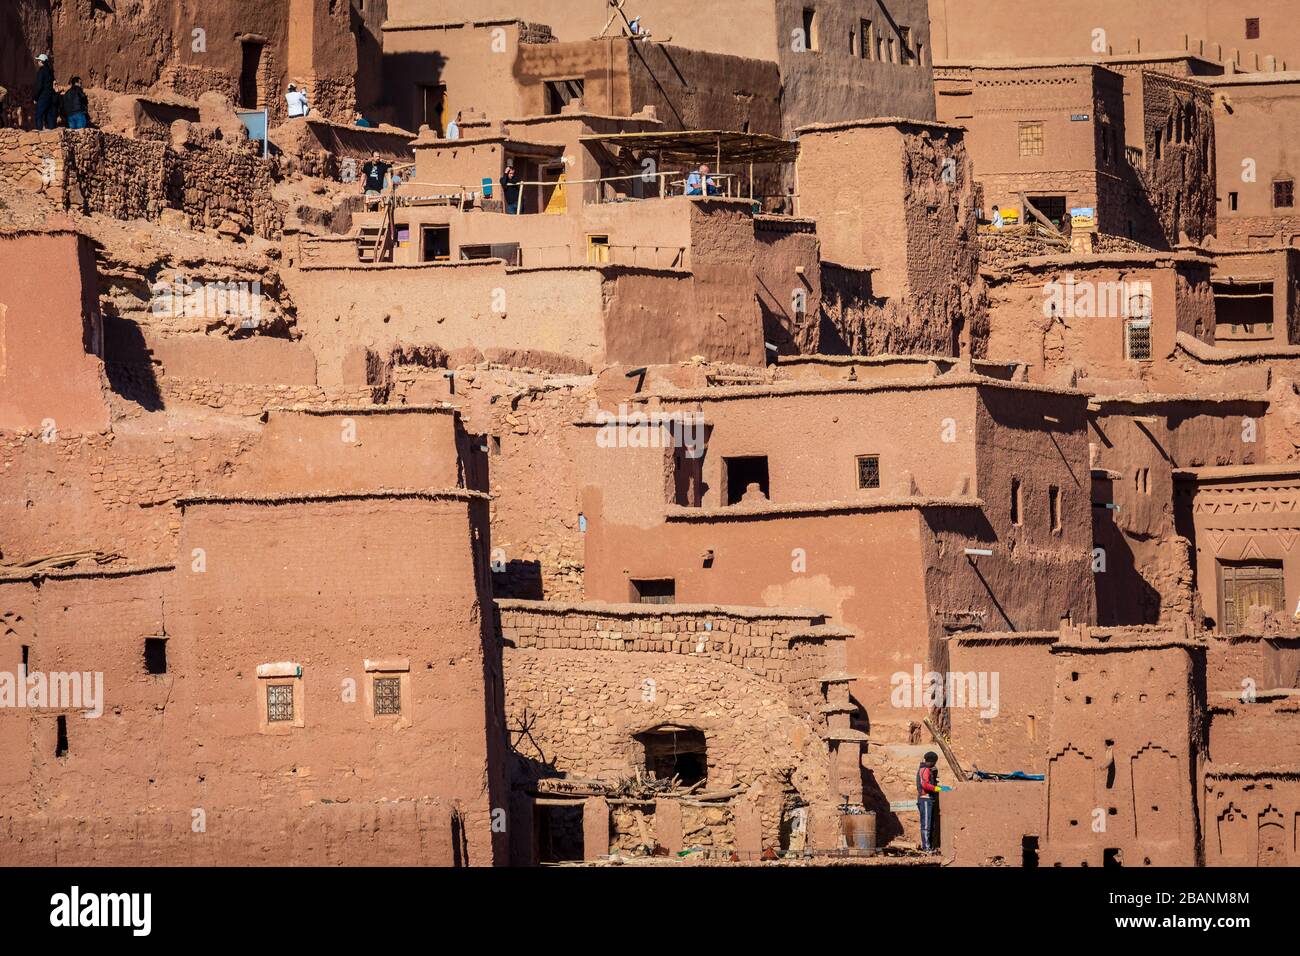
left=1175, top=468, right=1300, bottom=633
left=948, top=635, right=1058, bottom=773
left=170, top=492, right=505, bottom=865
left=1094, top=400, right=1267, bottom=626
left=942, top=780, right=1045, bottom=867
left=797, top=120, right=983, bottom=357
left=0, top=231, right=109, bottom=435
left=498, top=600, right=846, bottom=850
left=934, top=64, right=1118, bottom=228
left=1042, top=640, right=1203, bottom=867
left=1209, top=76, right=1300, bottom=250
left=753, top=218, right=824, bottom=354
left=1203, top=770, right=1300, bottom=866
left=1136, top=71, right=1216, bottom=248
left=984, top=255, right=1215, bottom=384
left=381, top=19, right=534, bottom=133
left=929, top=0, right=1300, bottom=68
left=1210, top=249, right=1299, bottom=348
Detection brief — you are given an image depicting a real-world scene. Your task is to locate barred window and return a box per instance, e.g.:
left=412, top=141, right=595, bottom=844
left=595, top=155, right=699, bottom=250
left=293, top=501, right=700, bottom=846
left=1019, top=122, right=1044, bottom=157
left=373, top=677, right=402, bottom=716
left=857, top=454, right=880, bottom=489
left=267, top=684, right=294, bottom=722
left=1274, top=180, right=1294, bottom=208
left=1125, top=319, right=1152, bottom=361
left=1246, top=18, right=1260, bottom=40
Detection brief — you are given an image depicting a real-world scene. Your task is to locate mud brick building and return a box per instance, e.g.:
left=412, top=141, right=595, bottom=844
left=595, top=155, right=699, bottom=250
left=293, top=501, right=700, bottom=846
left=5, top=1, right=1300, bottom=870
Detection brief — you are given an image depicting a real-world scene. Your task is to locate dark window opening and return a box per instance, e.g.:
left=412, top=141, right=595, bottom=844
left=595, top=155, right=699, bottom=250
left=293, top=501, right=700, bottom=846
left=1275, top=180, right=1294, bottom=208
left=21, top=645, right=28, bottom=669
left=801, top=8, right=819, bottom=50
left=1028, top=195, right=1067, bottom=228
left=238, top=40, right=264, bottom=110
left=637, top=726, right=707, bottom=785
left=1246, top=18, right=1261, bottom=40
left=1049, top=486, right=1061, bottom=532
left=1229, top=191, right=1239, bottom=211
left=422, top=225, right=451, bottom=262
left=544, top=79, right=584, bottom=115
left=631, top=578, right=675, bottom=604
left=460, top=243, right=520, bottom=265
left=1103, top=847, right=1123, bottom=867
left=420, top=83, right=447, bottom=133
left=860, top=19, right=873, bottom=59
left=1010, top=477, right=1022, bottom=525
left=55, top=715, right=68, bottom=758
left=857, top=454, right=881, bottom=490
left=725, top=455, right=769, bottom=504
left=144, top=637, right=167, bottom=674
left=1214, top=280, right=1274, bottom=343
left=1022, top=835, right=1039, bottom=867
left=535, top=803, right=584, bottom=863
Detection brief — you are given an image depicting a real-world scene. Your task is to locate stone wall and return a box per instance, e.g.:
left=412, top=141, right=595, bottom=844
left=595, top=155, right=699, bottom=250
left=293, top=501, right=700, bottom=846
left=0, top=128, right=284, bottom=238
left=499, top=600, right=863, bottom=852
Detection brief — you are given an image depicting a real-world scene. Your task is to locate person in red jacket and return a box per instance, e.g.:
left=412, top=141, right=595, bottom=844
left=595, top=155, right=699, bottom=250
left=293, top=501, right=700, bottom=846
left=916, top=751, right=946, bottom=852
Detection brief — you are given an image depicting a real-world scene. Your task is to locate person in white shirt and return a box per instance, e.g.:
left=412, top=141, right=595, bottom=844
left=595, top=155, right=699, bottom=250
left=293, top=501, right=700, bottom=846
left=285, top=83, right=309, bottom=118
left=446, top=111, right=462, bottom=140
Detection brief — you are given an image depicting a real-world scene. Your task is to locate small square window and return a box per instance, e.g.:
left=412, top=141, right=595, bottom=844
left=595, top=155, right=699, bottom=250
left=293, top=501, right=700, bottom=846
left=1019, top=122, right=1044, bottom=157
left=1125, top=319, right=1152, bottom=361
left=1273, top=180, right=1294, bottom=209
left=373, top=676, right=401, bottom=716
left=267, top=684, right=294, bottom=722
left=857, top=454, right=880, bottom=489
left=1246, top=18, right=1260, bottom=40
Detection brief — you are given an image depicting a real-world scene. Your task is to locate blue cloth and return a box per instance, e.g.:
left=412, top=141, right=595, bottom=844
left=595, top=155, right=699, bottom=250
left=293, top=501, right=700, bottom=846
left=355, top=117, right=372, bottom=127
left=970, top=770, right=1045, bottom=781
left=67, top=111, right=88, bottom=129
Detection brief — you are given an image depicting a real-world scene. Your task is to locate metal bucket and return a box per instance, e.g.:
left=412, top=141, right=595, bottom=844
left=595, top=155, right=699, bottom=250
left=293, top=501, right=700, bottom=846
left=841, top=811, right=877, bottom=853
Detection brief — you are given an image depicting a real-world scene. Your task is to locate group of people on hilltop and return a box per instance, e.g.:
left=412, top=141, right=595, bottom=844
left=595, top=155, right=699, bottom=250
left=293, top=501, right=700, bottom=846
left=24, top=53, right=90, bottom=131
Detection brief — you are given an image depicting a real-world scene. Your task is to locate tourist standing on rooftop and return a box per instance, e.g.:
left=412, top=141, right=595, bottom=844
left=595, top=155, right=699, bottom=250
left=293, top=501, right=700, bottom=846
left=33, top=54, right=56, bottom=131
left=501, top=162, right=522, bottom=214
left=285, top=83, right=309, bottom=118
left=63, top=77, right=90, bottom=130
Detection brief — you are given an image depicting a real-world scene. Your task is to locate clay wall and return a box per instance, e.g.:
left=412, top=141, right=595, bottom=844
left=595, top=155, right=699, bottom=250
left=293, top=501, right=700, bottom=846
left=1042, top=641, right=1202, bottom=867
left=1203, top=770, right=1300, bottom=866
left=929, top=0, right=1300, bottom=69
left=0, top=230, right=108, bottom=435
left=1093, top=400, right=1267, bottom=626
left=1175, top=467, right=1300, bottom=634
left=1208, top=75, right=1300, bottom=250
left=984, top=255, right=1216, bottom=384
left=797, top=120, right=982, bottom=356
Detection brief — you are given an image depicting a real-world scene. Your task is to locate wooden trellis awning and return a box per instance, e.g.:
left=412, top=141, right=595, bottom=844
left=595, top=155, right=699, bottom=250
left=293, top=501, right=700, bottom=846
left=579, top=130, right=799, bottom=166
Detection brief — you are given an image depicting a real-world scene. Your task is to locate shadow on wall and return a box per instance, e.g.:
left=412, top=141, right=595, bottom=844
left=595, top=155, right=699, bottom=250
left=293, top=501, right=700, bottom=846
left=493, top=559, right=544, bottom=600
left=381, top=50, right=450, bottom=135
left=102, top=315, right=163, bottom=412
